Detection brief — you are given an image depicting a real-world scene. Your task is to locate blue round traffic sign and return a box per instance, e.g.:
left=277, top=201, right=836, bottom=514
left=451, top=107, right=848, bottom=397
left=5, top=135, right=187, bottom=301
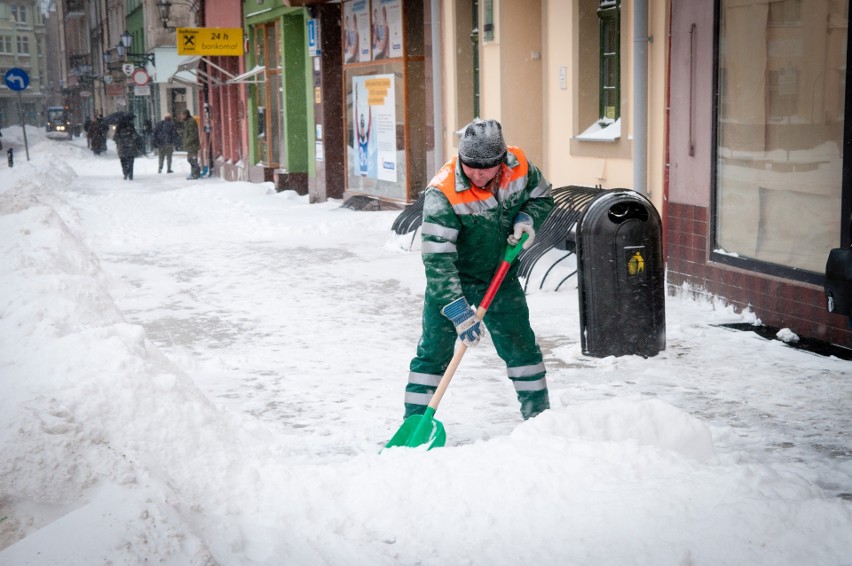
left=4, top=67, right=30, bottom=92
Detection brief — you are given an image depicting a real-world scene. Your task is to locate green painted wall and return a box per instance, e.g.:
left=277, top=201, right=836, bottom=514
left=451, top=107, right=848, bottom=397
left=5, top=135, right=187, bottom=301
left=281, top=13, right=309, bottom=174
left=243, top=2, right=314, bottom=175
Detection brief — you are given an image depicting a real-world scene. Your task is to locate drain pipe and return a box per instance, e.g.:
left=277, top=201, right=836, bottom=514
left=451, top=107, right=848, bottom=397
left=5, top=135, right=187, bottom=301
left=633, top=0, right=649, bottom=194
left=431, top=0, right=445, bottom=170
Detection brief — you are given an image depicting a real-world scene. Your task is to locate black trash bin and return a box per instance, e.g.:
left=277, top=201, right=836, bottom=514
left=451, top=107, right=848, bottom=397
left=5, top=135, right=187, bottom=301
left=576, top=189, right=666, bottom=357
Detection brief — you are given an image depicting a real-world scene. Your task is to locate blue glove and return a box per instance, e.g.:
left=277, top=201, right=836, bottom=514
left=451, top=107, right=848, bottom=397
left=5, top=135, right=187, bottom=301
left=507, top=212, right=535, bottom=249
left=441, top=297, right=483, bottom=347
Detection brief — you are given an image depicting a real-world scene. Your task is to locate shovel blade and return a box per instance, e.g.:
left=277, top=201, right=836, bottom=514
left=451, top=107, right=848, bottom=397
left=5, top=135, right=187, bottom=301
left=385, top=408, right=446, bottom=450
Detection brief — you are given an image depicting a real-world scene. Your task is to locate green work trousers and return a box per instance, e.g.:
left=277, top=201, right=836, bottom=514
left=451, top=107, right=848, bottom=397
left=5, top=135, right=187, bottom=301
left=405, top=277, right=549, bottom=420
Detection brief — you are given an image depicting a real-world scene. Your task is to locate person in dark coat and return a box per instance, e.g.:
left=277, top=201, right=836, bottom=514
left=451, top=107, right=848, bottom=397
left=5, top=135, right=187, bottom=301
left=114, top=117, right=138, bottom=180
left=152, top=113, right=179, bottom=173
left=180, top=109, right=201, bottom=179
left=142, top=119, right=153, bottom=153
left=83, top=116, right=92, bottom=148
left=90, top=114, right=107, bottom=155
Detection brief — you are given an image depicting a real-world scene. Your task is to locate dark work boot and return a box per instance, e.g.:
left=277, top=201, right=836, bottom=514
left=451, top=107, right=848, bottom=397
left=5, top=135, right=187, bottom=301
left=519, top=389, right=550, bottom=420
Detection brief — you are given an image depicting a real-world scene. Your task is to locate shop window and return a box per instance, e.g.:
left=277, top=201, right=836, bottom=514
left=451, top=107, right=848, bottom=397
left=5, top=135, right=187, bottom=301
left=714, top=0, right=848, bottom=279
left=249, top=21, right=283, bottom=168
left=342, top=0, right=425, bottom=203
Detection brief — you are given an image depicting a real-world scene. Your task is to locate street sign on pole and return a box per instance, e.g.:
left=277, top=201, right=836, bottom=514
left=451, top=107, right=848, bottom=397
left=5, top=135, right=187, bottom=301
left=4, top=67, right=29, bottom=91
left=132, top=68, right=150, bottom=86
left=4, top=68, right=30, bottom=161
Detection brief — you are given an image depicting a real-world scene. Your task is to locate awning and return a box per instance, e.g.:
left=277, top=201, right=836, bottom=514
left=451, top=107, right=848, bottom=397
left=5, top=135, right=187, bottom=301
left=226, top=65, right=266, bottom=85
left=172, top=56, right=237, bottom=87
left=168, top=73, right=202, bottom=89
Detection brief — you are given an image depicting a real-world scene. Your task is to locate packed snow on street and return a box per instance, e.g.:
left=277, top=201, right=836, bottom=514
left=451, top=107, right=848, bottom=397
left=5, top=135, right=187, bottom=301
left=1, top=128, right=851, bottom=565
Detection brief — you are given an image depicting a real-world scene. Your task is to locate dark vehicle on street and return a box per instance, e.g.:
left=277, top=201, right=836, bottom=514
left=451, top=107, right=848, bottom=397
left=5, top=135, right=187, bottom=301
left=46, top=106, right=73, bottom=140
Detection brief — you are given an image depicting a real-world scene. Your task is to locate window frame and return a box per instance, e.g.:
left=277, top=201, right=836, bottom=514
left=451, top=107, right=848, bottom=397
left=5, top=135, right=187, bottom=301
left=598, top=0, right=620, bottom=123
left=11, top=5, right=28, bottom=25
left=709, top=0, right=852, bottom=285
left=252, top=20, right=281, bottom=169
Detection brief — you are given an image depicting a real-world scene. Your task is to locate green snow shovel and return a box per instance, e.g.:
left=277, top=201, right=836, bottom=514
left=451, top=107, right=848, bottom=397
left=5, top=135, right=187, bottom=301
left=385, top=233, right=529, bottom=450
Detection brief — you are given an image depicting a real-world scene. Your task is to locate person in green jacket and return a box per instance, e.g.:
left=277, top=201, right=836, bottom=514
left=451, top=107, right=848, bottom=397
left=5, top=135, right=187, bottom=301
left=404, top=119, right=555, bottom=421
left=180, top=109, right=201, bottom=179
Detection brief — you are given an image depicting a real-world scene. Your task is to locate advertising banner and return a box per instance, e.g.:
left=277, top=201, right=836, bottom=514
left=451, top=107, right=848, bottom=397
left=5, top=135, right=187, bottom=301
left=343, top=1, right=372, bottom=64
left=352, top=74, right=397, bottom=183
left=371, top=0, right=403, bottom=60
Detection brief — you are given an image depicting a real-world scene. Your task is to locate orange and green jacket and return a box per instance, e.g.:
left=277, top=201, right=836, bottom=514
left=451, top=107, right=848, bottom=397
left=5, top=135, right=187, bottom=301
left=420, top=146, right=554, bottom=306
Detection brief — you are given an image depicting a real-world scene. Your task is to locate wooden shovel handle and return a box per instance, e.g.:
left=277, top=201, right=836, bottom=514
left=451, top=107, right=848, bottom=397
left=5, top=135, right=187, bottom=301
left=426, top=234, right=527, bottom=411
left=426, top=282, right=502, bottom=410
left=428, top=342, right=467, bottom=410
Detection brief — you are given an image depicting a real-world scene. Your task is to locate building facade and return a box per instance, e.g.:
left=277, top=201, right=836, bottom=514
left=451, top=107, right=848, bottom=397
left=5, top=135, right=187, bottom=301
left=1, top=0, right=48, bottom=127
left=667, top=0, right=850, bottom=346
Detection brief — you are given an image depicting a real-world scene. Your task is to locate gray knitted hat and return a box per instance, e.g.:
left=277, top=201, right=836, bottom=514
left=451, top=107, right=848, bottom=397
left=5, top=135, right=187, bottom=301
left=458, top=119, right=507, bottom=169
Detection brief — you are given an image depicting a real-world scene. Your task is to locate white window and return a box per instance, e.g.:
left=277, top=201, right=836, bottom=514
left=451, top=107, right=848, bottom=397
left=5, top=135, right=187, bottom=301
left=11, top=5, right=28, bottom=25
left=17, top=35, right=30, bottom=55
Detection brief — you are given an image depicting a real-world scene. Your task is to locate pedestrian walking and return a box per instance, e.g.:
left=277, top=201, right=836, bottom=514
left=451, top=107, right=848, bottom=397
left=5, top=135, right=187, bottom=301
left=83, top=116, right=92, bottom=148
left=402, top=119, right=555, bottom=421
left=152, top=113, right=179, bottom=174
left=180, top=109, right=201, bottom=179
left=142, top=119, right=153, bottom=154
left=90, top=114, right=108, bottom=156
left=114, top=116, right=138, bottom=180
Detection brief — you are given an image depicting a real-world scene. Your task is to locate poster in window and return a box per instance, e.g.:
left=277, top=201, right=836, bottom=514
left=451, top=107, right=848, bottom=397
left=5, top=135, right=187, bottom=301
left=371, top=0, right=402, bottom=60
left=343, top=1, right=371, bottom=64
left=353, top=74, right=397, bottom=182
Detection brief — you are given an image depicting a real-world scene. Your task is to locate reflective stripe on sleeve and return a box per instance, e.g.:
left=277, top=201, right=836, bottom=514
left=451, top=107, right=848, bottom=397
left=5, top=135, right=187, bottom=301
left=421, top=222, right=458, bottom=242
left=530, top=179, right=552, bottom=199
left=422, top=240, right=457, bottom=254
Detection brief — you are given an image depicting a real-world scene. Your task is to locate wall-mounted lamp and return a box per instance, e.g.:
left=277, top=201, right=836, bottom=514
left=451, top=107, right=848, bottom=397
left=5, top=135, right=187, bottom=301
left=157, top=0, right=175, bottom=30
left=156, top=0, right=198, bottom=30
left=117, top=31, right=155, bottom=66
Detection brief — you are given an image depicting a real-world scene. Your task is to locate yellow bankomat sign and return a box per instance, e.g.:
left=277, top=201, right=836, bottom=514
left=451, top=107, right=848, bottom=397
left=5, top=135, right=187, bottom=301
left=177, top=28, right=244, bottom=56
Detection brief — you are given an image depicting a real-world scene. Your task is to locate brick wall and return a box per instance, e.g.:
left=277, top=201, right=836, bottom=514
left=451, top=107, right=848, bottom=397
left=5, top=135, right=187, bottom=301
left=666, top=202, right=852, bottom=347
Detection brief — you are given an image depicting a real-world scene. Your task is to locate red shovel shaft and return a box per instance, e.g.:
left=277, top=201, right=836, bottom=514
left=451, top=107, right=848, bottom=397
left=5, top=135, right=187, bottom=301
left=384, top=233, right=531, bottom=450
left=427, top=232, right=528, bottom=411
left=479, top=260, right=511, bottom=312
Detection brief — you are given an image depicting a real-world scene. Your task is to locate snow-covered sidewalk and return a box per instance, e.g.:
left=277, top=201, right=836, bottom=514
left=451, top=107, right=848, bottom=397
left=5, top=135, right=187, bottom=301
left=1, top=128, right=851, bottom=565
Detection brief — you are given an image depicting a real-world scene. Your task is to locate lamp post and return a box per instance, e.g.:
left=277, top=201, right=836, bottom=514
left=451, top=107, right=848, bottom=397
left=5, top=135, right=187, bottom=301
left=97, top=51, right=112, bottom=114
left=156, top=0, right=176, bottom=30
left=116, top=32, right=156, bottom=66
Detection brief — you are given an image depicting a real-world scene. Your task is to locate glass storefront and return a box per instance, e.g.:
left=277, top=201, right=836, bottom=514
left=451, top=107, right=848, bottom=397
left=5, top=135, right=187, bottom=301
left=342, top=0, right=425, bottom=203
left=715, top=0, right=848, bottom=275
